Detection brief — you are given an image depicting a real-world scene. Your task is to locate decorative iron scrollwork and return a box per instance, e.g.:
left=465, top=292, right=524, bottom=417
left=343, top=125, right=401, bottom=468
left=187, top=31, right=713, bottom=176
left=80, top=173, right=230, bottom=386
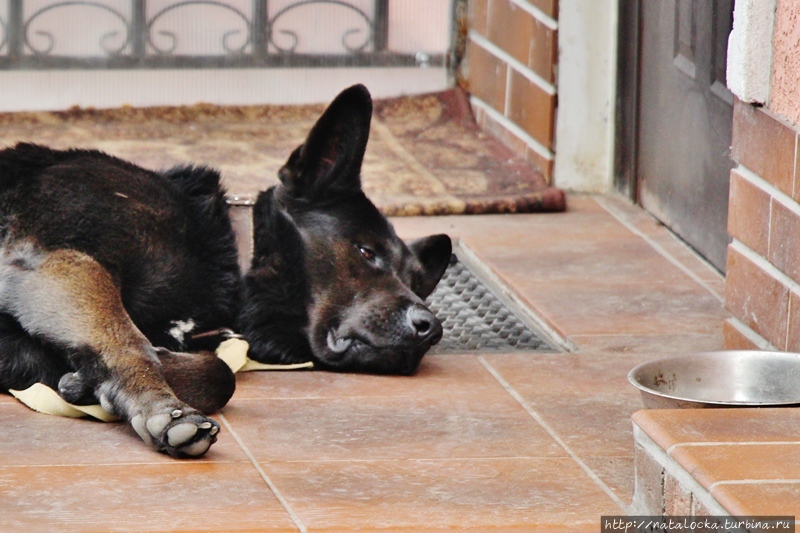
left=0, top=0, right=445, bottom=69
left=23, top=1, right=131, bottom=56
left=0, top=15, right=7, bottom=54
left=146, top=0, right=251, bottom=55
left=268, top=0, right=373, bottom=54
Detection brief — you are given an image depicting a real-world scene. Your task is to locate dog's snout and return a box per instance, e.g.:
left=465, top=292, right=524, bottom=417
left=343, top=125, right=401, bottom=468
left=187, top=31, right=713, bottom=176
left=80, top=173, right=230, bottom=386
left=406, top=304, right=441, bottom=340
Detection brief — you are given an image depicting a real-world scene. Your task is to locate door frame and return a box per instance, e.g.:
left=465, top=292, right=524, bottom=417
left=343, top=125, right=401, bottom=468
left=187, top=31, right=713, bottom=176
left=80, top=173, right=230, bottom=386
left=614, top=0, right=641, bottom=200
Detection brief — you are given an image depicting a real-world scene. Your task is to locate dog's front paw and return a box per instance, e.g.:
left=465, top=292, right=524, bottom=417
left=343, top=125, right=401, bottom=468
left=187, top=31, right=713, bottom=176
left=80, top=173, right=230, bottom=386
left=57, top=371, right=97, bottom=405
left=130, top=406, right=220, bottom=458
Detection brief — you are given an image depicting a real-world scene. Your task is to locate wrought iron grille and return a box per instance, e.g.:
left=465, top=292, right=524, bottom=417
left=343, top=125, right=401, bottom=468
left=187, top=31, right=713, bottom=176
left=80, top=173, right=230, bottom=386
left=0, top=0, right=447, bottom=69
left=426, top=259, right=558, bottom=354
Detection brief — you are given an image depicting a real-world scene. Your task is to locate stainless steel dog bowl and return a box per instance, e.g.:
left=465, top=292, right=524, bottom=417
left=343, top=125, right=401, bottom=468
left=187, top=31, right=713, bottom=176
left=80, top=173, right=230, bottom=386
left=628, top=351, right=800, bottom=409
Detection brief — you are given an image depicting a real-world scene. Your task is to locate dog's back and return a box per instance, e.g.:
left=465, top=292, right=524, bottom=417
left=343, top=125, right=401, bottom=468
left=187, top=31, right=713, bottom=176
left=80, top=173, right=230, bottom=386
left=0, top=143, right=242, bottom=350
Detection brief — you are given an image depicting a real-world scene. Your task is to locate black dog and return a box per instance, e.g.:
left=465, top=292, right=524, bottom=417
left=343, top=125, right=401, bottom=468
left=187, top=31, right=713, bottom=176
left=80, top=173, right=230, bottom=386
left=0, top=85, right=451, bottom=457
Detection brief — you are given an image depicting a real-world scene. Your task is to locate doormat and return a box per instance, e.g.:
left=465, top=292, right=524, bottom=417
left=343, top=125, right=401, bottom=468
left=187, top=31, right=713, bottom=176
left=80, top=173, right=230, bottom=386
left=0, top=88, right=565, bottom=216
left=427, top=258, right=558, bottom=354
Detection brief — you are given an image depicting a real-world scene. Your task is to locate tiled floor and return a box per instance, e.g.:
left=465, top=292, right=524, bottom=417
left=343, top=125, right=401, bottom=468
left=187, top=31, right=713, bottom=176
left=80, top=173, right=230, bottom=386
left=0, top=194, right=730, bottom=532
left=632, top=408, right=800, bottom=520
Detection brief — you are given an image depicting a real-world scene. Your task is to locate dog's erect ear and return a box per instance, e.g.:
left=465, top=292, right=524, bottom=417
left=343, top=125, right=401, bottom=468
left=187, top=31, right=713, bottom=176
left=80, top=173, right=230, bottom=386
left=278, top=84, right=372, bottom=202
left=409, top=234, right=453, bottom=299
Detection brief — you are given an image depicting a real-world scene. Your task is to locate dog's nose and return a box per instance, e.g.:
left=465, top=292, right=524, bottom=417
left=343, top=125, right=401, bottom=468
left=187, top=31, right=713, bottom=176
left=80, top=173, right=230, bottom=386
left=405, top=304, right=441, bottom=340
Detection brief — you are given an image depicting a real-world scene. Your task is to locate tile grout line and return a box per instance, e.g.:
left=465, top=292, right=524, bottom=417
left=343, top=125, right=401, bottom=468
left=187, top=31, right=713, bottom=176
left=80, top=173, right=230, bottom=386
left=476, top=355, right=628, bottom=511
left=667, top=441, right=800, bottom=455
left=218, top=413, right=307, bottom=533
left=725, top=315, right=779, bottom=350
left=731, top=239, right=800, bottom=294
left=736, top=164, right=800, bottom=218
left=594, top=196, right=724, bottom=303
left=709, top=479, right=800, bottom=491
left=792, top=133, right=798, bottom=203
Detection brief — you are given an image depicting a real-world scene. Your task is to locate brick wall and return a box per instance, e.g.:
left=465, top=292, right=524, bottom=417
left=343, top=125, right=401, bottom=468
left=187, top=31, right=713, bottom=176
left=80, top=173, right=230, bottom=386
left=725, top=102, right=800, bottom=350
left=724, top=0, right=800, bottom=351
left=461, top=0, right=557, bottom=180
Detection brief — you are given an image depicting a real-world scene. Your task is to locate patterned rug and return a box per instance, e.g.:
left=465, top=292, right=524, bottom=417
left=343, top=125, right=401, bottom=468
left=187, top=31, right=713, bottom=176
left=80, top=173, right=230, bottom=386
left=0, top=88, right=565, bottom=216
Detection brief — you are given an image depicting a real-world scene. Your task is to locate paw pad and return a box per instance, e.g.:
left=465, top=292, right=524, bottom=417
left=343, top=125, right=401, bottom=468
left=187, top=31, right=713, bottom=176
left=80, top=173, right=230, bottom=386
left=131, top=408, right=220, bottom=458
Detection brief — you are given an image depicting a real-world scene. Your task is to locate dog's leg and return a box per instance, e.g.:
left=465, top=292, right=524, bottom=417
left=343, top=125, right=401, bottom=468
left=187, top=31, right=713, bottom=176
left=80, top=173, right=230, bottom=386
left=0, top=312, right=73, bottom=392
left=0, top=244, right=220, bottom=458
left=155, top=348, right=236, bottom=414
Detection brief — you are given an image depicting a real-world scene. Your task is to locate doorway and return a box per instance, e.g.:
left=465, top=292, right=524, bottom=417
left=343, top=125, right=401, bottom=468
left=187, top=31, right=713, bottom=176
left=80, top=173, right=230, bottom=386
left=616, top=0, right=735, bottom=273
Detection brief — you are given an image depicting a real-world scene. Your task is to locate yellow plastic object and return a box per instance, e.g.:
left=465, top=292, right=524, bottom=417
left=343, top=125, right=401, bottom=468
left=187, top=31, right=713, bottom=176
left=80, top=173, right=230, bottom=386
left=10, top=337, right=313, bottom=421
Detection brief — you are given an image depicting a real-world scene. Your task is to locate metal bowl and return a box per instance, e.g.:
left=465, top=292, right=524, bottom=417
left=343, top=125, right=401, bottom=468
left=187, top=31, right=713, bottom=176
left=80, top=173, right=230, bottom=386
left=628, top=351, right=800, bottom=409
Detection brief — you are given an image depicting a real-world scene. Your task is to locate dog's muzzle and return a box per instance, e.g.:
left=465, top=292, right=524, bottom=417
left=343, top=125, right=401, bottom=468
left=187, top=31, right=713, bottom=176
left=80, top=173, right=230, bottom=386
left=322, top=303, right=442, bottom=375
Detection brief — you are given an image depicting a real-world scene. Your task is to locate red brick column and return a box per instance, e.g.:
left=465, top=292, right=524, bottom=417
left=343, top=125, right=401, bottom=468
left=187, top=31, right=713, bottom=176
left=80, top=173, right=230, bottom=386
left=725, top=99, right=800, bottom=351
left=461, top=0, right=558, bottom=180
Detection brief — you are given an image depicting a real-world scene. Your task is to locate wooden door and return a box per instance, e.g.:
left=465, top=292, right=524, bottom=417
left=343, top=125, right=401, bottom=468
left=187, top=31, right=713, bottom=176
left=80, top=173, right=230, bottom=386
left=632, top=0, right=735, bottom=272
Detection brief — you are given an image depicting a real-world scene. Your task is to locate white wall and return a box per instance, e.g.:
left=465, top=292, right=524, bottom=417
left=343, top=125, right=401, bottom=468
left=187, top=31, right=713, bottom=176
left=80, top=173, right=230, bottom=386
left=726, top=0, right=776, bottom=105
left=553, top=0, right=619, bottom=193
left=0, top=68, right=449, bottom=111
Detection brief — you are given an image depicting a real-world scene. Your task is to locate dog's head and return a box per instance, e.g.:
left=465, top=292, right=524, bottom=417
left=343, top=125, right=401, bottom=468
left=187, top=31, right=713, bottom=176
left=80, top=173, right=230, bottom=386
left=239, top=85, right=452, bottom=375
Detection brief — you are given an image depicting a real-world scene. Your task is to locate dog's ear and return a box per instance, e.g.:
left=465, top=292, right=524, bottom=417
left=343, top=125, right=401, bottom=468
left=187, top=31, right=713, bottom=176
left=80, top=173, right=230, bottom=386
left=409, top=234, right=452, bottom=299
left=278, top=84, right=372, bottom=202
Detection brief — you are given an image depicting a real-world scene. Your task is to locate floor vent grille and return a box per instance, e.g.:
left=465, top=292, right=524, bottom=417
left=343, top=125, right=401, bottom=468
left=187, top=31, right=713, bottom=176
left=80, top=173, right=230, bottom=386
left=427, top=258, right=558, bottom=354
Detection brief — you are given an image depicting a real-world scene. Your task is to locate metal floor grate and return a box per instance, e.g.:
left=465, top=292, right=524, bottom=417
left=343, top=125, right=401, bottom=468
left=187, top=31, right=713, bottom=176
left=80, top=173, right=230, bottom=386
left=426, top=258, right=558, bottom=354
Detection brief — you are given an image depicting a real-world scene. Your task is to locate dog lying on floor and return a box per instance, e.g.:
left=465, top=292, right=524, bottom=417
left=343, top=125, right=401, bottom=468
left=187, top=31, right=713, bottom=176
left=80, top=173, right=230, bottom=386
left=0, top=85, right=452, bottom=458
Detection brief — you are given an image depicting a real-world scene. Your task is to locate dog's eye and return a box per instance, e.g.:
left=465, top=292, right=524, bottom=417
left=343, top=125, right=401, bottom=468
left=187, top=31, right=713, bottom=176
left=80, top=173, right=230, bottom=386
left=357, top=245, right=377, bottom=262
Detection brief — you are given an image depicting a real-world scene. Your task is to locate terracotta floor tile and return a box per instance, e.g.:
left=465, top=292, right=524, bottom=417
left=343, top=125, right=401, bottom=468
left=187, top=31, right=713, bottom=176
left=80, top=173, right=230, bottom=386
left=0, top=403, right=248, bottom=466
left=230, top=353, right=502, bottom=401
left=0, top=463, right=298, bottom=532
left=595, top=195, right=725, bottom=284
left=0, top=392, right=16, bottom=404
left=482, top=353, right=651, bottom=501
left=568, top=333, right=724, bottom=355
left=457, top=214, right=637, bottom=260
left=509, top=278, right=728, bottom=338
left=593, top=194, right=672, bottom=238
left=477, top=238, right=693, bottom=286
left=711, top=482, right=800, bottom=521
left=670, top=443, right=800, bottom=489
left=390, top=196, right=622, bottom=246
left=648, top=233, right=727, bottom=286
left=1, top=189, right=742, bottom=529
left=483, top=354, right=642, bottom=459
left=222, top=392, right=566, bottom=463
left=484, top=351, right=652, bottom=395
left=389, top=214, right=469, bottom=241
left=534, top=393, right=643, bottom=457
left=261, top=458, right=620, bottom=532
left=632, top=408, right=800, bottom=452
left=583, top=456, right=636, bottom=505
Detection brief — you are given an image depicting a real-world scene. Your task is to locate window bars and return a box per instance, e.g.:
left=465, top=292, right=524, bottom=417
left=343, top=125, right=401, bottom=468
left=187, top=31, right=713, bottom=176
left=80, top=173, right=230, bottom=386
left=0, top=0, right=446, bottom=68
